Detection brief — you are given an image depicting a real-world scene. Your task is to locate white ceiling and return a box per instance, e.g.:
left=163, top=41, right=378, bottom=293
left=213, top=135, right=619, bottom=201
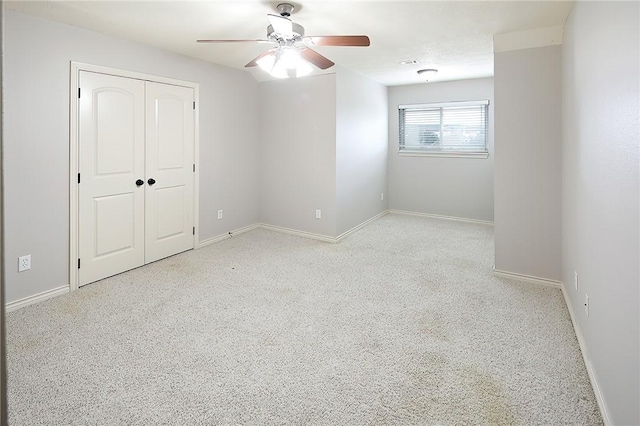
left=6, top=0, right=574, bottom=86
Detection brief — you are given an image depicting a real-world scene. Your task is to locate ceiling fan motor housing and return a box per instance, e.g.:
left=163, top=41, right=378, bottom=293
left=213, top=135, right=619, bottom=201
left=267, top=23, right=305, bottom=41
left=277, top=3, right=295, bottom=17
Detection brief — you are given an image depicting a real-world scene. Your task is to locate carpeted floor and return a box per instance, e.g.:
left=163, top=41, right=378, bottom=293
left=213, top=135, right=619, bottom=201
left=7, top=214, right=602, bottom=425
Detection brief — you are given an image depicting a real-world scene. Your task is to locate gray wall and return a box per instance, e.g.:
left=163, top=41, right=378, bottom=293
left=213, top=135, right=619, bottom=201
left=562, top=2, right=639, bottom=423
left=335, top=66, right=388, bottom=235
left=387, top=78, right=494, bottom=222
left=494, top=46, right=562, bottom=280
left=4, top=10, right=260, bottom=303
left=258, top=74, right=337, bottom=237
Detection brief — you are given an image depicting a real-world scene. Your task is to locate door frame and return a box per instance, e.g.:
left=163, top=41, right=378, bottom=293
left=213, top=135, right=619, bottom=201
left=69, top=61, right=200, bottom=292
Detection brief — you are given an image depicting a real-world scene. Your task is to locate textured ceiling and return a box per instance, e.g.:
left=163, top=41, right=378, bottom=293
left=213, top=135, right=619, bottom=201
left=6, top=0, right=574, bottom=86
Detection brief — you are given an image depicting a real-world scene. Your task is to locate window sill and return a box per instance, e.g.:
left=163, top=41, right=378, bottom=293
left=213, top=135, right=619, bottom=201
left=398, top=150, right=489, bottom=159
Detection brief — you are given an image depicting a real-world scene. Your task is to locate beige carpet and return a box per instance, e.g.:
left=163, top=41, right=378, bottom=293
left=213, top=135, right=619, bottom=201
left=6, top=214, right=602, bottom=425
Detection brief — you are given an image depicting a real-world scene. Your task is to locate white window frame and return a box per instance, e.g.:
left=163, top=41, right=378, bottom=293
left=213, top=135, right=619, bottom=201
left=398, top=100, right=489, bottom=158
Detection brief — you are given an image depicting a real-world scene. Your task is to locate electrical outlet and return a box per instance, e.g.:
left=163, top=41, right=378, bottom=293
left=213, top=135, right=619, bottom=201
left=584, top=294, right=589, bottom=317
left=18, top=255, right=31, bottom=272
left=217, top=210, right=223, bottom=219
left=574, top=271, right=578, bottom=291
left=381, top=193, right=384, bottom=201
left=315, top=209, right=321, bottom=219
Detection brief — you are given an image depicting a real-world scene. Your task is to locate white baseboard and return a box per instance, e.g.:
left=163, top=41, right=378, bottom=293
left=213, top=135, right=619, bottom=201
left=492, top=267, right=562, bottom=288
left=389, top=209, right=494, bottom=226
left=261, top=210, right=389, bottom=244
left=258, top=223, right=336, bottom=243
left=493, top=268, right=609, bottom=423
left=6, top=285, right=69, bottom=313
left=196, top=223, right=260, bottom=249
left=336, top=210, right=389, bottom=242
left=560, top=284, right=611, bottom=425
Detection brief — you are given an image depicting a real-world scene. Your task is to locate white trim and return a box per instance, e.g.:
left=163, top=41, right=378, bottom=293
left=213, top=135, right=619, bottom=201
left=6, top=286, right=69, bottom=313
left=492, top=267, right=561, bottom=288
left=196, top=224, right=261, bottom=249
left=259, top=223, right=336, bottom=243
left=336, top=210, right=389, bottom=242
left=69, top=63, right=80, bottom=292
left=70, top=62, right=200, bottom=87
left=493, top=25, right=564, bottom=53
left=398, top=150, right=489, bottom=159
left=260, top=211, right=389, bottom=244
left=399, top=100, right=489, bottom=110
left=389, top=209, right=494, bottom=226
left=69, top=61, right=200, bottom=293
left=560, top=284, right=611, bottom=425
left=253, top=211, right=390, bottom=244
left=193, top=84, right=201, bottom=252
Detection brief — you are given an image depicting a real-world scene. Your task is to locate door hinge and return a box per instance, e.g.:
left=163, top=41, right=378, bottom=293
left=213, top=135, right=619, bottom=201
left=77, top=259, right=81, bottom=269
left=193, top=227, right=195, bottom=235
left=78, top=173, right=81, bottom=184
left=193, top=164, right=196, bottom=172
left=193, top=101, right=196, bottom=110
left=78, top=88, right=81, bottom=99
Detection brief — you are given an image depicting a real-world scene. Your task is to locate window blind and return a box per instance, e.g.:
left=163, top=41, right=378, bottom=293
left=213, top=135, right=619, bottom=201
left=399, top=100, right=489, bottom=153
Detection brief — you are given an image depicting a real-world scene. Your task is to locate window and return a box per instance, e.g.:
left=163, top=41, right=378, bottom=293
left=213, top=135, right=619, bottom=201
left=398, top=100, right=489, bottom=157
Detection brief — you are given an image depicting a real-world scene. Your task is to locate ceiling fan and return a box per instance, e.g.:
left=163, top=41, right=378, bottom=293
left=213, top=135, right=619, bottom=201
left=197, top=3, right=370, bottom=78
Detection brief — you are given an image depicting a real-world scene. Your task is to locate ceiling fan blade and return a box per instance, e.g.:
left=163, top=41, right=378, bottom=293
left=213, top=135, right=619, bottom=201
left=197, top=39, right=274, bottom=44
left=304, top=35, right=371, bottom=47
left=245, top=49, right=276, bottom=68
left=300, top=48, right=335, bottom=70
left=267, top=14, right=294, bottom=37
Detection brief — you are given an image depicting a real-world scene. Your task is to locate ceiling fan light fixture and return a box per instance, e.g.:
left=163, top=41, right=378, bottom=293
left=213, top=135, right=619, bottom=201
left=279, top=48, right=301, bottom=69
left=295, top=59, right=313, bottom=77
left=257, top=52, right=288, bottom=78
left=257, top=47, right=313, bottom=78
left=417, top=68, right=438, bottom=77
left=271, top=60, right=291, bottom=79
left=257, top=54, right=276, bottom=73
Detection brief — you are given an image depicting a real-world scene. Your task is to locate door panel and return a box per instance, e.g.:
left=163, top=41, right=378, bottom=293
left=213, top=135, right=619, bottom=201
left=144, top=82, right=195, bottom=263
left=94, top=193, right=136, bottom=258
left=95, top=91, right=137, bottom=175
left=156, top=186, right=186, bottom=240
left=79, top=71, right=145, bottom=286
left=156, top=97, right=186, bottom=170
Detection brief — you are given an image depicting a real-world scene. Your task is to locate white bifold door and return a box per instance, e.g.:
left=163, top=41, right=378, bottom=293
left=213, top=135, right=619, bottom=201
left=78, top=71, right=195, bottom=287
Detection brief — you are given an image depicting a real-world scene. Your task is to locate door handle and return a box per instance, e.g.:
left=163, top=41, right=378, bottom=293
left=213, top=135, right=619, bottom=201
left=147, top=178, right=156, bottom=186
left=135, top=179, right=144, bottom=187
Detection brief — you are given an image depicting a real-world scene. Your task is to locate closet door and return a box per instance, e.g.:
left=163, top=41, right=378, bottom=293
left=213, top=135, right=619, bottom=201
left=78, top=71, right=146, bottom=286
left=144, top=82, right=195, bottom=263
